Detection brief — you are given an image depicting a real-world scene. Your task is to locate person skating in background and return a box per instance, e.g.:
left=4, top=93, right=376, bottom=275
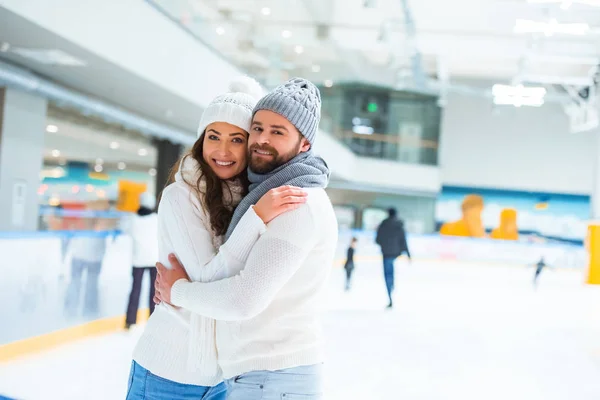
left=375, top=208, right=411, bottom=309
left=533, top=256, right=548, bottom=289
left=124, top=192, right=159, bottom=330
left=64, top=201, right=111, bottom=317
left=344, top=237, right=358, bottom=291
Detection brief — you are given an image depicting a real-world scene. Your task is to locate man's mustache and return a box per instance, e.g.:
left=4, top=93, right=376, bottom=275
left=249, top=144, right=278, bottom=154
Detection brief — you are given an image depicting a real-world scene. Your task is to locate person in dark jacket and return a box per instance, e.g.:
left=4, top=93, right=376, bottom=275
left=344, top=237, right=358, bottom=291
left=533, top=256, right=548, bottom=289
left=375, top=208, right=411, bottom=308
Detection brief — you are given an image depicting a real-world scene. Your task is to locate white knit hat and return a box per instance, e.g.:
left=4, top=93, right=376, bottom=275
left=139, top=192, right=156, bottom=209
left=197, top=76, right=264, bottom=138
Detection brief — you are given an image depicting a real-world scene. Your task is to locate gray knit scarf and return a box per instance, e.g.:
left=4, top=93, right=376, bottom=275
left=225, top=150, right=330, bottom=239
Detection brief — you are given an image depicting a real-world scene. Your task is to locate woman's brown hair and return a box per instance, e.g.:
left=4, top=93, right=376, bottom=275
left=160, top=133, right=249, bottom=236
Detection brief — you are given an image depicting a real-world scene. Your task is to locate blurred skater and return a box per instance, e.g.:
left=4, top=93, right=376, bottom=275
left=533, top=257, right=548, bottom=289
left=64, top=202, right=111, bottom=317
left=344, top=237, right=358, bottom=291
left=125, top=192, right=159, bottom=329
left=376, top=208, right=411, bottom=309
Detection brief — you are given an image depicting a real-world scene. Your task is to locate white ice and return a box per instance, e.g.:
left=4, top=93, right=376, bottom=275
left=1, top=258, right=600, bottom=400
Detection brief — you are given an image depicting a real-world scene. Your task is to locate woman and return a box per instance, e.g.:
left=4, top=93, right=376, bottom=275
left=126, top=77, right=307, bottom=400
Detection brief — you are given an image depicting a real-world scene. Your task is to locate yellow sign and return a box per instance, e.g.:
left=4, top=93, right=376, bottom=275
left=116, top=180, right=147, bottom=212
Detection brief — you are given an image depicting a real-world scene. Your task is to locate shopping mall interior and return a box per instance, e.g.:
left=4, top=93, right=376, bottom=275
left=0, top=1, right=599, bottom=399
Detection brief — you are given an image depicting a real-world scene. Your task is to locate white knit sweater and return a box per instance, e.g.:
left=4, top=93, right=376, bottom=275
left=132, top=157, right=266, bottom=386
left=171, top=188, right=338, bottom=379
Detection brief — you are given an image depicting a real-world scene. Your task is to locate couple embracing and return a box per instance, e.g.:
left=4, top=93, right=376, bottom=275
left=126, top=76, right=338, bottom=400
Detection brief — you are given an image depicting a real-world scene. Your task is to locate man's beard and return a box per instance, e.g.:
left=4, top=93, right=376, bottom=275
left=248, top=141, right=302, bottom=174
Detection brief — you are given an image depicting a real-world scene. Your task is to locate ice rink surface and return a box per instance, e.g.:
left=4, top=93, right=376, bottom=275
left=1, top=257, right=600, bottom=400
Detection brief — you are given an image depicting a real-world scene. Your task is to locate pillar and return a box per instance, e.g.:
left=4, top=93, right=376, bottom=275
left=0, top=88, right=47, bottom=231
left=153, top=138, right=182, bottom=200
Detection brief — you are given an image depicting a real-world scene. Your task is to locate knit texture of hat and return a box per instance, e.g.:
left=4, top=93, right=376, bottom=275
left=253, top=77, right=321, bottom=145
left=197, top=76, right=263, bottom=138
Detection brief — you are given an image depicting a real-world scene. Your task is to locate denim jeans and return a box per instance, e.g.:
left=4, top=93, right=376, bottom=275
left=126, top=361, right=226, bottom=400
left=225, top=364, right=323, bottom=400
left=383, top=257, right=395, bottom=302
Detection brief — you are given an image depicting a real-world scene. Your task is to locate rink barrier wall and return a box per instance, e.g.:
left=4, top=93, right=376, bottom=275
left=0, top=229, right=587, bottom=362
left=0, top=309, right=149, bottom=363
left=338, top=230, right=586, bottom=269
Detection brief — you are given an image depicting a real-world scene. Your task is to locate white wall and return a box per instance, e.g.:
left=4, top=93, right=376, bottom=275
left=440, top=92, right=596, bottom=195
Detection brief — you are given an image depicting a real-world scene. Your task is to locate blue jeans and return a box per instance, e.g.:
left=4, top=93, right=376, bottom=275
left=383, top=257, right=395, bottom=302
left=226, top=364, right=323, bottom=400
left=126, top=361, right=226, bottom=400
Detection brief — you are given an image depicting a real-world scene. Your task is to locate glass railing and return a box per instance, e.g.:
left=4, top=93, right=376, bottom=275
left=319, top=87, right=441, bottom=166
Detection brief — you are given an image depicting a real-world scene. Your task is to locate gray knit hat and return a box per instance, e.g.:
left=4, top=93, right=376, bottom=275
left=253, top=77, right=321, bottom=145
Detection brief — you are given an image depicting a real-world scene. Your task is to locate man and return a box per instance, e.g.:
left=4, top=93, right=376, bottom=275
left=155, top=77, right=338, bottom=399
left=344, top=237, right=358, bottom=291
left=375, top=208, right=411, bottom=309
left=533, top=256, right=548, bottom=289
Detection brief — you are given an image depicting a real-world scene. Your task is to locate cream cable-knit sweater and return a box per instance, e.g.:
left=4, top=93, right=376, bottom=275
left=171, top=188, right=338, bottom=379
left=132, top=157, right=266, bottom=386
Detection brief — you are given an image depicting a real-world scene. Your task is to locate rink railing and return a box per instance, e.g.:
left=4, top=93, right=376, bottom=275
left=337, top=230, right=586, bottom=270
left=0, top=229, right=587, bottom=361
left=0, top=230, right=135, bottom=354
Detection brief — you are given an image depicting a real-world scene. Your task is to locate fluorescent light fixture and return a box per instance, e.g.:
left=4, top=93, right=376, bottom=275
left=216, top=26, right=225, bottom=35
left=46, top=124, right=58, bottom=133
left=12, top=48, right=87, bottom=66
left=352, top=125, right=375, bottom=134
left=40, top=167, right=66, bottom=179
left=492, top=84, right=547, bottom=97
left=282, top=30, right=292, bottom=39
left=138, top=148, right=148, bottom=156
left=294, top=45, right=304, bottom=54
left=514, top=18, right=589, bottom=36
left=261, top=7, right=271, bottom=15
left=109, top=141, right=120, bottom=149
left=493, top=95, right=545, bottom=107
left=492, top=84, right=546, bottom=107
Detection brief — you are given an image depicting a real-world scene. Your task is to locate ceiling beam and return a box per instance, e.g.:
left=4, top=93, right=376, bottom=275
left=518, top=74, right=593, bottom=86
left=399, top=0, right=427, bottom=89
